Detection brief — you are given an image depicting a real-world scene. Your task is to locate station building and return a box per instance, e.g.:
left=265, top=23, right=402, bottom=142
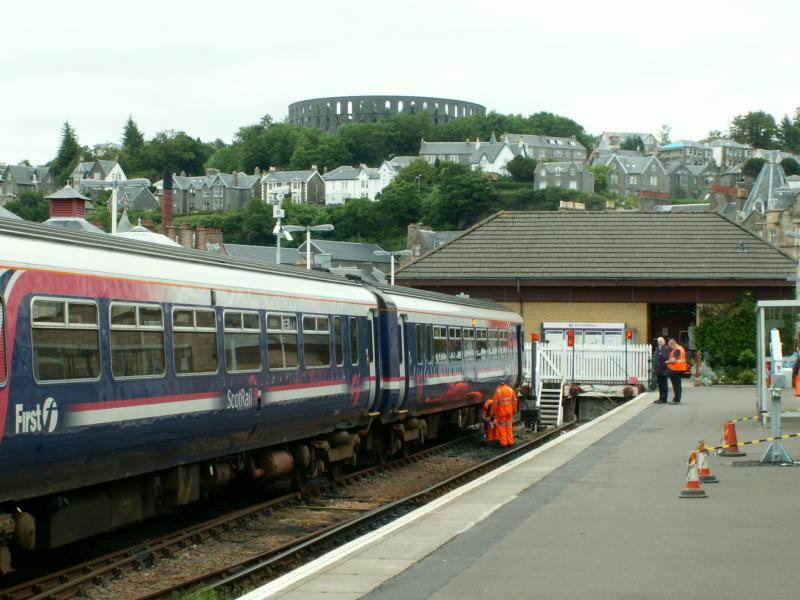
left=395, top=211, right=798, bottom=344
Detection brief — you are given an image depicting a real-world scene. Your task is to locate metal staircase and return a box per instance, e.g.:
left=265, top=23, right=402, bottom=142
left=538, top=382, right=564, bottom=427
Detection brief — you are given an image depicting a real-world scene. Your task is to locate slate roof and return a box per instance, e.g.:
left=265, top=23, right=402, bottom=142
left=605, top=154, right=665, bottom=175
left=262, top=170, right=317, bottom=184
left=502, top=133, right=585, bottom=151
left=219, top=243, right=302, bottom=266
left=538, top=161, right=586, bottom=175
left=396, top=211, right=796, bottom=282
left=0, top=205, right=22, bottom=220
left=323, top=166, right=380, bottom=181
left=4, top=164, right=51, bottom=185
left=298, top=240, right=391, bottom=264
left=741, top=162, right=795, bottom=216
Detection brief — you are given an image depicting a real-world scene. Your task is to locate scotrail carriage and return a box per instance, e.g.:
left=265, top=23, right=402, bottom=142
left=0, top=217, right=522, bottom=573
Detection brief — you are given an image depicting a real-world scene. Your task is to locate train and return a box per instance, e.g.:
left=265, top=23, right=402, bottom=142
left=0, top=217, right=523, bottom=574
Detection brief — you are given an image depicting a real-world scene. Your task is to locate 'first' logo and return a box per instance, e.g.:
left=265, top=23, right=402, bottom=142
left=15, top=397, right=59, bottom=434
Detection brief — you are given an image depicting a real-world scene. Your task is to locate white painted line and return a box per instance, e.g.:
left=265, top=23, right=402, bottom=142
left=238, top=392, right=650, bottom=599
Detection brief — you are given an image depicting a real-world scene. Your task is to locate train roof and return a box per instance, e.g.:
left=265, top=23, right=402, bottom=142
left=0, top=216, right=364, bottom=289
left=371, top=282, right=517, bottom=314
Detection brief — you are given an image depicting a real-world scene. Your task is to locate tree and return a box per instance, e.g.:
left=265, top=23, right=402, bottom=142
left=50, top=121, right=82, bottom=185
left=423, top=163, right=495, bottom=229
left=778, top=113, right=800, bottom=154
left=741, top=157, right=767, bottom=179
left=704, top=130, right=726, bottom=141
left=658, top=124, right=672, bottom=145
left=375, top=180, right=422, bottom=229
left=781, top=157, right=800, bottom=176
left=506, top=155, right=537, bottom=182
left=122, top=115, right=145, bottom=153
left=3, top=191, right=50, bottom=222
left=729, top=111, right=777, bottom=149
left=620, top=135, right=645, bottom=153
left=136, top=131, right=214, bottom=181
left=590, top=164, right=610, bottom=194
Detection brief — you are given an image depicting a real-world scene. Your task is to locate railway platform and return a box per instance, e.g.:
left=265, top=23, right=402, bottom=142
left=240, top=385, right=800, bottom=600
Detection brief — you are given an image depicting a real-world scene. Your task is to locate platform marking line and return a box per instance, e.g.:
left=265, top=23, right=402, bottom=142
left=709, top=432, right=800, bottom=452
left=237, top=392, right=651, bottom=600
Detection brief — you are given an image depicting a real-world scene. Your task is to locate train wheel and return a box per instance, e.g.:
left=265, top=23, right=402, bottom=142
left=327, top=463, right=343, bottom=483
left=291, top=468, right=308, bottom=492
left=373, top=431, right=388, bottom=465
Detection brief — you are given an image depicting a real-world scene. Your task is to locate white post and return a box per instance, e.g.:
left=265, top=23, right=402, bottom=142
left=110, top=180, right=118, bottom=234
left=276, top=216, right=281, bottom=265
left=306, top=228, right=311, bottom=270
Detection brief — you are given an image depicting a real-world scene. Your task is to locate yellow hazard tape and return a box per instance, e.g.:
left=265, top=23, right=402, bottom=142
left=707, top=432, right=800, bottom=452
left=728, top=415, right=762, bottom=423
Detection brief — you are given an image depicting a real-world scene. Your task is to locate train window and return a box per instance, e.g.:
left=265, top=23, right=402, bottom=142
left=267, top=313, right=298, bottom=369
left=303, top=315, right=331, bottom=368
left=333, top=317, right=344, bottom=367
left=0, top=299, right=6, bottom=386
left=488, top=329, right=499, bottom=358
left=223, top=310, right=262, bottom=373
left=448, top=327, right=462, bottom=360
left=463, top=328, right=476, bottom=361
left=416, top=324, right=423, bottom=365
left=349, top=317, right=359, bottom=366
left=426, top=324, right=433, bottom=363
left=498, top=329, right=509, bottom=357
left=172, top=307, right=218, bottom=375
left=31, top=298, right=100, bottom=382
left=476, top=329, right=488, bottom=360
left=110, top=303, right=165, bottom=378
left=433, top=326, right=448, bottom=363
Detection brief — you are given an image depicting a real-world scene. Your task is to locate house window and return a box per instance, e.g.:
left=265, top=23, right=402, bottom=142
left=203, top=188, right=210, bottom=197
left=213, top=187, right=223, bottom=198
left=610, top=173, right=618, bottom=184
left=569, top=181, right=578, bottom=190
left=649, top=176, right=658, bottom=186
left=629, top=176, right=638, bottom=185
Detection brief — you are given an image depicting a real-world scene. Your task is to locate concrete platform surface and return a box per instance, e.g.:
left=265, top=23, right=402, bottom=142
left=240, top=386, right=800, bottom=600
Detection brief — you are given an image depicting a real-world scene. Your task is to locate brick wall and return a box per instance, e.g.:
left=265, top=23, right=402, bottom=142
left=496, top=301, right=650, bottom=343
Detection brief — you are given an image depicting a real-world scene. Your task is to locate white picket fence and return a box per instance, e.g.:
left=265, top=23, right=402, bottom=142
left=524, top=343, right=651, bottom=385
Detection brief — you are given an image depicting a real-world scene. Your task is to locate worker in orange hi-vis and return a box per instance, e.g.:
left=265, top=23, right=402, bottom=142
left=481, top=397, right=497, bottom=443
left=491, top=383, right=519, bottom=447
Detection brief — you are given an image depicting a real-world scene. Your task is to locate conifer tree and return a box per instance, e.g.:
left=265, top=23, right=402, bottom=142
left=50, top=121, right=82, bottom=185
left=122, top=115, right=144, bottom=152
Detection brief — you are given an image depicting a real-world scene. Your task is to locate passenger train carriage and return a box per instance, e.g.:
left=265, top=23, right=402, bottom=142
left=0, top=217, right=523, bottom=573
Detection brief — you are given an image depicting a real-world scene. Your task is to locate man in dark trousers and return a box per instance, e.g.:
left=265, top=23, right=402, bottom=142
left=666, top=338, right=687, bottom=404
left=652, top=336, right=670, bottom=403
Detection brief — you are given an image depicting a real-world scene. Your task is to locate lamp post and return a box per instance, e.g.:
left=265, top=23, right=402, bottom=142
left=374, top=249, right=412, bottom=285
left=284, top=223, right=334, bottom=269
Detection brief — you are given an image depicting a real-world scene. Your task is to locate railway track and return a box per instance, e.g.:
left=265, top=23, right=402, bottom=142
left=141, top=422, right=576, bottom=600
left=1, top=431, right=477, bottom=600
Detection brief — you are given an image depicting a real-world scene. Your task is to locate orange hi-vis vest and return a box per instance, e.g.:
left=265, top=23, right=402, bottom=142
left=493, top=384, right=518, bottom=418
left=668, top=344, right=687, bottom=372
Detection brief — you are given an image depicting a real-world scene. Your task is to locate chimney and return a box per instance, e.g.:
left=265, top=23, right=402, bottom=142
left=195, top=224, right=207, bottom=251
left=269, top=166, right=277, bottom=172
left=46, top=185, right=89, bottom=219
left=475, top=137, right=480, bottom=149
left=205, top=226, right=223, bottom=246
left=178, top=223, right=192, bottom=249
left=233, top=171, right=239, bottom=186
left=254, top=166, right=261, bottom=177
left=311, top=164, right=318, bottom=171
left=162, top=172, right=174, bottom=230
left=359, top=163, right=367, bottom=169
left=207, top=168, right=219, bottom=176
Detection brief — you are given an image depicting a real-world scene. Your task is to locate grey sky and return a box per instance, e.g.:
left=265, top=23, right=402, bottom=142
left=2, top=0, right=798, bottom=165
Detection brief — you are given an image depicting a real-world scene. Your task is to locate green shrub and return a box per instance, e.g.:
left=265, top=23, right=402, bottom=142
left=737, top=369, right=755, bottom=385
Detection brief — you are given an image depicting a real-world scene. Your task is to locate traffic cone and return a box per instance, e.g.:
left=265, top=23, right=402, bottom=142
left=680, top=450, right=707, bottom=498
left=696, top=442, right=718, bottom=483
left=719, top=421, right=746, bottom=457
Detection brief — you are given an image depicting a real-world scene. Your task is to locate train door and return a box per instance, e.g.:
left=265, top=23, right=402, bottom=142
left=396, top=314, right=409, bottom=407
left=365, top=311, right=378, bottom=412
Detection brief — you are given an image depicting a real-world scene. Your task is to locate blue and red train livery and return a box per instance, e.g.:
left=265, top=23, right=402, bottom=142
left=0, top=217, right=523, bottom=572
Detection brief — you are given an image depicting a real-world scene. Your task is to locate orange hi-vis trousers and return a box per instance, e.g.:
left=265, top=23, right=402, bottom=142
left=492, top=385, right=518, bottom=447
